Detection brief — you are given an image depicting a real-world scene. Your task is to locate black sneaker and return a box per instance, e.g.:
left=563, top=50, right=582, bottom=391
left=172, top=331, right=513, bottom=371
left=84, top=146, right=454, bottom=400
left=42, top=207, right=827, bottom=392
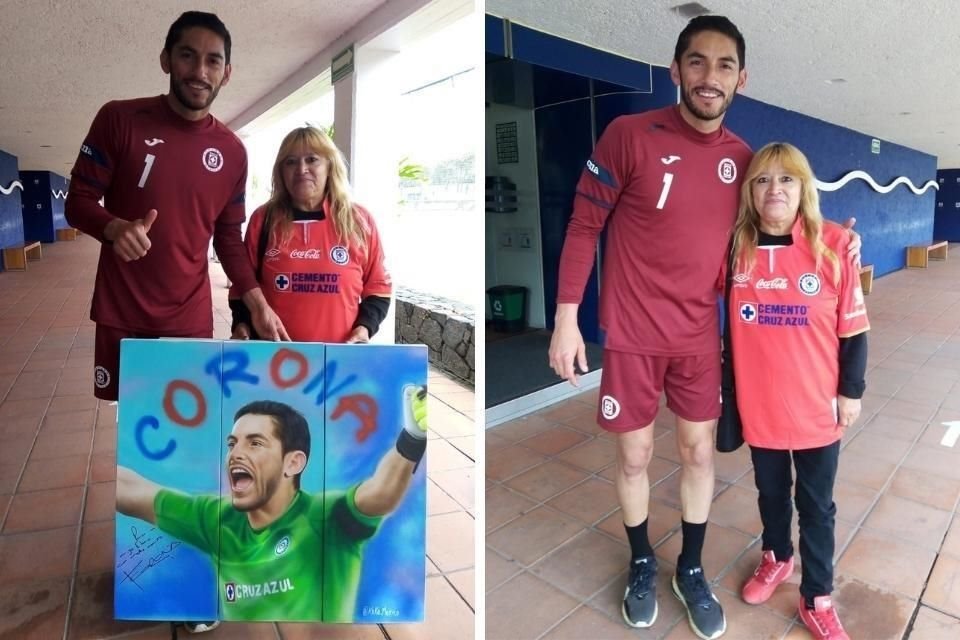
left=621, top=556, right=658, bottom=628
left=672, top=566, right=726, bottom=640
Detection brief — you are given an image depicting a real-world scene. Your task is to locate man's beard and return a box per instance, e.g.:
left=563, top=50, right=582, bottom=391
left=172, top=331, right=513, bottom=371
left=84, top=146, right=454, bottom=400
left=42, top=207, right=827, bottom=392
left=680, top=83, right=734, bottom=122
left=170, top=76, right=221, bottom=113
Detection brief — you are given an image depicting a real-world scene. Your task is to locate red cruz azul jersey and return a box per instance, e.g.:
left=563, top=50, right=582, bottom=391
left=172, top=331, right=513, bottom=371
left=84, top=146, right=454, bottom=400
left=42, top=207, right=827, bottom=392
left=729, top=220, right=869, bottom=450
left=558, top=106, right=753, bottom=355
left=241, top=202, right=392, bottom=342
left=67, top=96, right=250, bottom=334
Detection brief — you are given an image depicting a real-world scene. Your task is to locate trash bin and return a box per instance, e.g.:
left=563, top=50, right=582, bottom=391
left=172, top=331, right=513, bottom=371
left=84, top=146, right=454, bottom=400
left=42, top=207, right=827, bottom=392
left=487, top=285, right=527, bottom=332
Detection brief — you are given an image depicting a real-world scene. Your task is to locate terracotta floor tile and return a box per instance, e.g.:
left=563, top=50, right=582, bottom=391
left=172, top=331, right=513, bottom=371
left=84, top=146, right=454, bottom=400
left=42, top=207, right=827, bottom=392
left=68, top=572, right=160, bottom=639
left=942, top=517, right=960, bottom=559
left=77, top=520, right=114, bottom=575
left=0, top=436, right=34, bottom=467
left=485, top=548, right=522, bottom=593
left=503, top=460, right=589, bottom=503
left=656, top=524, right=753, bottom=582
left=519, top=426, right=590, bottom=456
left=18, top=454, right=88, bottom=492
left=910, top=605, right=960, bottom=638
left=862, top=493, right=952, bottom=550
left=539, top=398, right=594, bottom=424
left=837, top=528, right=936, bottom=598
left=426, top=438, right=473, bottom=473
left=40, top=409, right=96, bottom=434
left=0, top=397, right=49, bottom=421
left=486, top=572, right=578, bottom=640
left=383, top=575, right=474, bottom=640
left=598, top=455, right=679, bottom=487
left=650, top=472, right=728, bottom=512
left=541, top=604, right=639, bottom=639
left=0, top=465, right=24, bottom=497
left=92, top=426, right=117, bottom=454
left=596, top=498, right=682, bottom=548
left=834, top=479, right=880, bottom=525
left=901, top=443, right=960, bottom=481
left=887, top=466, right=960, bottom=512
left=921, top=554, right=960, bottom=618
left=713, top=446, right=753, bottom=484
left=46, top=395, right=98, bottom=414
left=484, top=431, right=512, bottom=453
left=487, top=506, right=586, bottom=566
left=843, top=431, right=913, bottom=464
left=446, top=568, right=474, bottom=609
left=426, top=510, right=474, bottom=573
left=491, top=414, right=555, bottom=443
left=485, top=444, right=547, bottom=482
left=0, top=526, right=78, bottom=585
left=877, top=398, right=939, bottom=424
left=708, top=485, right=763, bottom=537
left=486, top=484, right=537, bottom=532
left=587, top=562, right=685, bottom=637
left=29, top=428, right=92, bottom=461
left=3, top=485, right=83, bottom=533
left=429, top=467, right=474, bottom=512
left=88, top=453, right=117, bottom=484
left=83, top=480, right=116, bottom=523
left=427, top=478, right=462, bottom=517
left=530, top=529, right=628, bottom=600
left=0, top=576, right=70, bottom=640
left=556, top=437, right=616, bottom=472
left=546, top=477, right=618, bottom=526
left=831, top=575, right=915, bottom=640
left=835, top=450, right=896, bottom=491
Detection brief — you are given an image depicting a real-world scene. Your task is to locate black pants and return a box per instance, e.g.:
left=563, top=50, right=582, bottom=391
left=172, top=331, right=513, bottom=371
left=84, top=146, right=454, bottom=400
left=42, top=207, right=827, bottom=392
left=750, top=441, right=840, bottom=600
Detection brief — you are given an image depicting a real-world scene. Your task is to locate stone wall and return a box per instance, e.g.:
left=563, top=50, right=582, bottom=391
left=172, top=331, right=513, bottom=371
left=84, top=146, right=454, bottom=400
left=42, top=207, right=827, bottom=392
left=395, top=288, right=474, bottom=386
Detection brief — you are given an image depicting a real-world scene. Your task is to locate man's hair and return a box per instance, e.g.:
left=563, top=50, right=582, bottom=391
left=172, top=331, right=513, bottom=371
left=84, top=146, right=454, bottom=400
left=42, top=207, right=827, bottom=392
left=164, top=11, right=232, bottom=64
left=674, top=15, right=745, bottom=70
left=235, top=401, right=310, bottom=488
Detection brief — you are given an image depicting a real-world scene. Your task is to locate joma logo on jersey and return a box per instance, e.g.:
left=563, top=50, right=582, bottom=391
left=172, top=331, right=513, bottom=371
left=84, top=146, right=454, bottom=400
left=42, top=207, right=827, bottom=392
left=586, top=159, right=600, bottom=175
left=225, top=578, right=296, bottom=602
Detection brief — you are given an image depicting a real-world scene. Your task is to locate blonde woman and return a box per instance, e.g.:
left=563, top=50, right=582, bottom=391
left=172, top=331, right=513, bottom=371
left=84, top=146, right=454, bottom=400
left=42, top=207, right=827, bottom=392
left=230, top=126, right=391, bottom=342
left=726, top=142, right=868, bottom=640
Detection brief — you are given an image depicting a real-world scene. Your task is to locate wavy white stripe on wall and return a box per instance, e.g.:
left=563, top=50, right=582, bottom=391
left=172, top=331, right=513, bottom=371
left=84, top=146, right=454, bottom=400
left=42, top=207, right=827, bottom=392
left=52, top=189, right=68, bottom=199
left=816, top=170, right=939, bottom=195
left=0, top=180, right=24, bottom=195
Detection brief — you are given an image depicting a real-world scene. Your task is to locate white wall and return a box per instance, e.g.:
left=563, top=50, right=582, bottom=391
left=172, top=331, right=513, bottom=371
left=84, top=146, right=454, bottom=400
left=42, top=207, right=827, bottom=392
left=484, top=102, right=546, bottom=328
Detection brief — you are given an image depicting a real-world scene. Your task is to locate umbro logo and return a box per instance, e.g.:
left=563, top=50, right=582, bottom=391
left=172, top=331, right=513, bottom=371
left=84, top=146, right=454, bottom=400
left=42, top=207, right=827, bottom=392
left=144, top=138, right=165, bottom=146
left=660, top=155, right=681, bottom=165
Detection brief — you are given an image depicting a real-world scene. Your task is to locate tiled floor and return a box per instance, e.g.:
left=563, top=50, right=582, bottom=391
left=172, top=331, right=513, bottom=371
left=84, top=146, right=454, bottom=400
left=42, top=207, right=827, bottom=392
left=486, top=250, right=960, bottom=639
left=0, top=236, right=475, bottom=639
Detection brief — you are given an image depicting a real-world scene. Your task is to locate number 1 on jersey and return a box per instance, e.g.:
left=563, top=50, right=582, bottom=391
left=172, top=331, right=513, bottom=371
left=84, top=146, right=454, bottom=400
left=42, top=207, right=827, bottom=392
left=656, top=172, right=674, bottom=210
left=138, top=153, right=156, bottom=189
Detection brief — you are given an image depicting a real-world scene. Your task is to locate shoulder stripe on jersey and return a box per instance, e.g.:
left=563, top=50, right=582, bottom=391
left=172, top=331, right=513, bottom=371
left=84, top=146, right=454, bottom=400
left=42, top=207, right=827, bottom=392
left=79, top=141, right=110, bottom=170
left=584, top=157, right=618, bottom=189
left=331, top=495, right=376, bottom=540
left=230, top=191, right=245, bottom=205
left=575, top=189, right=615, bottom=210
left=72, top=172, right=107, bottom=191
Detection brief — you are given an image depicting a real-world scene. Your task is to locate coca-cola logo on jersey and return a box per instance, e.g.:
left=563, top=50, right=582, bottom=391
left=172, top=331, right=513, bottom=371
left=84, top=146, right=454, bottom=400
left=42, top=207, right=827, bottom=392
left=290, top=249, right=322, bottom=259
left=756, top=277, right=788, bottom=290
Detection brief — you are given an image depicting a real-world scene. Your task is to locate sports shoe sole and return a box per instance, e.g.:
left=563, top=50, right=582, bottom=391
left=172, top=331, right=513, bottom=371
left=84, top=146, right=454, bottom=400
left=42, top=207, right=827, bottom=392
left=621, top=599, right=658, bottom=628
left=672, top=575, right=727, bottom=640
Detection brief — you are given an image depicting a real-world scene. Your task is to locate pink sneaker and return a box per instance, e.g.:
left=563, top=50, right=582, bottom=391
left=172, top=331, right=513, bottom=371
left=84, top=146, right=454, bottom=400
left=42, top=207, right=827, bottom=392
left=798, top=595, right=849, bottom=640
left=741, top=550, right=794, bottom=604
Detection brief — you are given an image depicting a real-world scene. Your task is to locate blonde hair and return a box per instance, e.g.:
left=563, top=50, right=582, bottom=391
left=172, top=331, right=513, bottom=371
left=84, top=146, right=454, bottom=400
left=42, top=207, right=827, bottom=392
left=732, top=142, right=838, bottom=281
left=264, top=126, right=367, bottom=249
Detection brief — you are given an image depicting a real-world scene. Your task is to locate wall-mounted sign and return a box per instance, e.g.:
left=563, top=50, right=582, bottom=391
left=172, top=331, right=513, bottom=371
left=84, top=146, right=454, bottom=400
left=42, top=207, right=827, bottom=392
left=871, top=139, right=881, bottom=154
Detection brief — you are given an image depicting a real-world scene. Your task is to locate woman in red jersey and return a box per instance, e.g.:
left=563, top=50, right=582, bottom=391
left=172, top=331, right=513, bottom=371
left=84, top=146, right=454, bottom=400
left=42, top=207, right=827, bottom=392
left=725, top=143, right=868, bottom=640
left=229, top=126, right=392, bottom=343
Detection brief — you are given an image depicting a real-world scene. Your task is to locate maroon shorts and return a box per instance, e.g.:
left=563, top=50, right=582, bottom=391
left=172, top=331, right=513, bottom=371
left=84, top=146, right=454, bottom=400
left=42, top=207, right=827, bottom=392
left=597, top=350, right=721, bottom=433
left=94, top=325, right=210, bottom=401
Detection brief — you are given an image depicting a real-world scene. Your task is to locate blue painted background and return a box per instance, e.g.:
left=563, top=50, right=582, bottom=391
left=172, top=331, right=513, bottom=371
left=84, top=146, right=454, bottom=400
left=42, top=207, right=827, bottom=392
left=0, top=149, right=25, bottom=261
left=116, top=340, right=427, bottom=623
left=725, top=97, right=937, bottom=277
left=935, top=169, right=960, bottom=241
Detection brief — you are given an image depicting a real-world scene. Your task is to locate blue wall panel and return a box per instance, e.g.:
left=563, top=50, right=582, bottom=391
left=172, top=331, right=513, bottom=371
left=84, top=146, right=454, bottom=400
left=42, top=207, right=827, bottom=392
left=51, top=172, right=69, bottom=231
left=934, top=169, right=960, bottom=241
left=0, top=149, right=25, bottom=260
left=485, top=14, right=505, bottom=56
left=593, top=66, right=678, bottom=135
left=725, top=96, right=937, bottom=277
left=20, top=171, right=54, bottom=243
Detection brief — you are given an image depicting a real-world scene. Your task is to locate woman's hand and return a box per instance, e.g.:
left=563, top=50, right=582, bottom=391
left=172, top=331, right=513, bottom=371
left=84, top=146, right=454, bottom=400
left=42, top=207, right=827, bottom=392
left=837, top=395, right=861, bottom=429
left=346, top=325, right=370, bottom=344
left=231, top=323, right=251, bottom=340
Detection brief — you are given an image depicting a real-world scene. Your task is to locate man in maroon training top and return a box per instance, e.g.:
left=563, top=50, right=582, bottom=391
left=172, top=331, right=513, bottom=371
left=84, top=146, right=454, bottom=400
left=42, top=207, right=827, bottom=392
left=66, top=11, right=288, bottom=405
left=548, top=16, right=750, bottom=639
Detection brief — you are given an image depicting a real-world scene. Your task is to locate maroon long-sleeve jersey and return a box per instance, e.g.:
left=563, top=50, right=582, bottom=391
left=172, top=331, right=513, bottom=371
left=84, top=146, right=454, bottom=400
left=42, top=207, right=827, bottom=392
left=66, top=95, right=256, bottom=335
left=558, top=105, right=752, bottom=355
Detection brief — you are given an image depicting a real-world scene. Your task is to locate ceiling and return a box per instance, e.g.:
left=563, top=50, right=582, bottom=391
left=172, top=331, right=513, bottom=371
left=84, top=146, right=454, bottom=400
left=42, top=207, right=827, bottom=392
left=0, top=0, right=388, bottom=174
left=486, top=0, right=960, bottom=169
